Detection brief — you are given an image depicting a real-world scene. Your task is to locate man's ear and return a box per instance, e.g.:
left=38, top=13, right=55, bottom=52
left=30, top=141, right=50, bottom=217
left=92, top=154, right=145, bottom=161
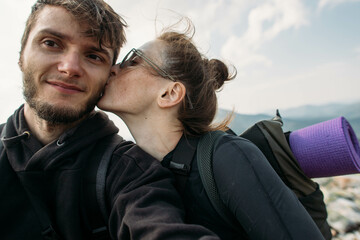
left=158, top=82, right=186, bottom=108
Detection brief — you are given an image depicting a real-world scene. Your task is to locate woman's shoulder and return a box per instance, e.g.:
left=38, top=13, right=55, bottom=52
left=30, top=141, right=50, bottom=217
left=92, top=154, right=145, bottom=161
left=211, top=132, right=272, bottom=174
left=214, top=132, right=263, bottom=158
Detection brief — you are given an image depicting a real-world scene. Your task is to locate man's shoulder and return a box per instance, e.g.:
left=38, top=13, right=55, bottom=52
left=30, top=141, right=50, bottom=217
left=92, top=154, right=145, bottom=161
left=112, top=141, right=162, bottom=173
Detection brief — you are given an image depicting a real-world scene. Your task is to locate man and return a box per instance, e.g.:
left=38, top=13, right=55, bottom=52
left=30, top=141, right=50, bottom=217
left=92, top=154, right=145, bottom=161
left=0, top=1, right=219, bottom=239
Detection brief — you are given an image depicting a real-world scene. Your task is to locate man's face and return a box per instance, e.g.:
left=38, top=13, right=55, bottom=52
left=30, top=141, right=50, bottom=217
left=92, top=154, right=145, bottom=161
left=20, top=6, right=114, bottom=124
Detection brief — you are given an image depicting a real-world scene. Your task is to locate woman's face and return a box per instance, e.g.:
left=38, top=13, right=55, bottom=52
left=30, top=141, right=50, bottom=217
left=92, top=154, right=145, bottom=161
left=98, top=39, right=170, bottom=116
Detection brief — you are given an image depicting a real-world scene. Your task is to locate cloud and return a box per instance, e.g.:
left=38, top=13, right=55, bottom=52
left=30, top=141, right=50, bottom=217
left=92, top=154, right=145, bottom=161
left=1, top=0, right=359, bottom=124
left=221, top=0, right=308, bottom=69
left=355, top=46, right=360, bottom=60
left=318, top=0, right=360, bottom=10
left=112, top=0, right=255, bottom=56
left=183, top=0, right=254, bottom=43
left=217, top=59, right=360, bottom=114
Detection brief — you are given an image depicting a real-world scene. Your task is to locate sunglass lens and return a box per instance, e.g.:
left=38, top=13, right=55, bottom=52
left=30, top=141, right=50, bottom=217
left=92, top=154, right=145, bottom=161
left=120, top=52, right=136, bottom=68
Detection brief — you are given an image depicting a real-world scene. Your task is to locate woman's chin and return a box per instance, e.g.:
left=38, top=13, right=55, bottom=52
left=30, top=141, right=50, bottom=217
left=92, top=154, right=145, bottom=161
left=96, top=99, right=107, bottom=111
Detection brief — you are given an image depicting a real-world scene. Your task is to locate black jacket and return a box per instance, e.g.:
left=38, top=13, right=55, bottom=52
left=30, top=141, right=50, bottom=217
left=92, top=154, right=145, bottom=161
left=162, top=134, right=325, bottom=240
left=0, top=105, right=218, bottom=240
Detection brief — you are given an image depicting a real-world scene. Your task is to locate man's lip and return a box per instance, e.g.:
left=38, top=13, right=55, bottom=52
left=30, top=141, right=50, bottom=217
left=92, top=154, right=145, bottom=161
left=47, top=81, right=84, bottom=92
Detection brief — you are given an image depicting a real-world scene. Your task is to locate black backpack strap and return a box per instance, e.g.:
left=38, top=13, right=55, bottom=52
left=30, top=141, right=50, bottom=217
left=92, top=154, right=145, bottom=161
left=0, top=123, right=5, bottom=152
left=168, top=135, right=198, bottom=194
left=96, top=134, right=124, bottom=221
left=196, top=130, right=239, bottom=229
left=83, top=133, right=123, bottom=239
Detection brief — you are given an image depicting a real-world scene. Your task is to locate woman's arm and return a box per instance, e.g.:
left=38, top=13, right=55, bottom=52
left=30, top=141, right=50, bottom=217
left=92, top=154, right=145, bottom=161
left=212, top=134, right=324, bottom=240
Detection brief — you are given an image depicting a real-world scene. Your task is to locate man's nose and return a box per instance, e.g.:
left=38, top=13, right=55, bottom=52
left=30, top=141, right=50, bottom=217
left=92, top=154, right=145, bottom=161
left=57, top=51, right=84, bottom=78
left=110, top=63, right=120, bottom=77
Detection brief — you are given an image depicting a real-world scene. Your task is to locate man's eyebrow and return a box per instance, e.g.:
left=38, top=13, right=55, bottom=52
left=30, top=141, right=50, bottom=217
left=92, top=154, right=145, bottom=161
left=38, top=28, right=68, bottom=40
left=37, top=28, right=113, bottom=62
left=89, top=46, right=112, bottom=62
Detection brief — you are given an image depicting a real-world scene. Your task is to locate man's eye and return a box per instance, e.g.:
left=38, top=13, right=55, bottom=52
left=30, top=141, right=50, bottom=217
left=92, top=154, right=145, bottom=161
left=43, top=40, right=59, bottom=48
left=88, top=54, right=103, bottom=62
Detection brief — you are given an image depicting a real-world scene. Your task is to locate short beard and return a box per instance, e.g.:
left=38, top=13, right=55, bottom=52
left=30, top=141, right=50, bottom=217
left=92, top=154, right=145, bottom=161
left=23, top=68, right=102, bottom=125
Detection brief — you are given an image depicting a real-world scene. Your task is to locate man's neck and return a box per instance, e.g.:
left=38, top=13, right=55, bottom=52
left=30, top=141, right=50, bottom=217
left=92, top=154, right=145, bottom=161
left=23, top=103, right=84, bottom=145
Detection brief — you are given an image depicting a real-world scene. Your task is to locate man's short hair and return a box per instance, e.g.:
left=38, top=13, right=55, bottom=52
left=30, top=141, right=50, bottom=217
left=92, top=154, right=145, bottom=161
left=20, top=0, right=127, bottom=64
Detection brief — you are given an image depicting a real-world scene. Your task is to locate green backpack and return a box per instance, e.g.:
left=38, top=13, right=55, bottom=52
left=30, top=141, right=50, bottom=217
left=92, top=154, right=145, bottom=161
left=170, top=112, right=332, bottom=240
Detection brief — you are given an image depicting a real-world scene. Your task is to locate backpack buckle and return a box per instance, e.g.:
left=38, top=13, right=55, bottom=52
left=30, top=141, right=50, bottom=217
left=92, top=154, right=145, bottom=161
left=169, top=161, right=191, bottom=175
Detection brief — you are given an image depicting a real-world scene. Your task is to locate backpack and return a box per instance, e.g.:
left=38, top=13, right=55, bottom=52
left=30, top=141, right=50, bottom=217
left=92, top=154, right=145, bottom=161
left=170, top=111, right=332, bottom=240
left=0, top=123, right=121, bottom=240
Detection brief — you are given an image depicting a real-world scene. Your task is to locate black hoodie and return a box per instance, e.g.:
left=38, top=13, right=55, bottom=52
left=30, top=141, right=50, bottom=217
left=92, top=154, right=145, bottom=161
left=0, top=105, right=219, bottom=240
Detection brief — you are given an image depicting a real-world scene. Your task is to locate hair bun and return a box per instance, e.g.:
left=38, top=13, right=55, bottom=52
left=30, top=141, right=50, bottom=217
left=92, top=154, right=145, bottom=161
left=208, top=59, right=236, bottom=90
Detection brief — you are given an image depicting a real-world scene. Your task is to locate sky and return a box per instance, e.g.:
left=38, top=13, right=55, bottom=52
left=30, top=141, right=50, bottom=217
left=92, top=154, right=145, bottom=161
left=1, top=0, right=359, bottom=140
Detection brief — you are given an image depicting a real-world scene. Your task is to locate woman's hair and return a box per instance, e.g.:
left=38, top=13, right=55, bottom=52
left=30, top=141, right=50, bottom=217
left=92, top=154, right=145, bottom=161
left=157, top=18, right=236, bottom=136
left=20, top=0, right=127, bottom=65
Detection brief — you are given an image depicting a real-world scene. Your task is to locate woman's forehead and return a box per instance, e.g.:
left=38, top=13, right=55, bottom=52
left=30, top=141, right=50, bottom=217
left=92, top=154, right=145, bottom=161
left=138, top=39, right=167, bottom=63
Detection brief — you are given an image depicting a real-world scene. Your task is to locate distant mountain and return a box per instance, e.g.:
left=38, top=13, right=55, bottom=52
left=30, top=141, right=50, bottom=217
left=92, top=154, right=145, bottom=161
left=276, top=102, right=360, bottom=119
left=216, top=101, right=360, bottom=141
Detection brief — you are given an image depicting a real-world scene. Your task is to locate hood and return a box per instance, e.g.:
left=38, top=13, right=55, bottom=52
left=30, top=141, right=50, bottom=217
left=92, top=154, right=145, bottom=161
left=3, top=105, right=119, bottom=171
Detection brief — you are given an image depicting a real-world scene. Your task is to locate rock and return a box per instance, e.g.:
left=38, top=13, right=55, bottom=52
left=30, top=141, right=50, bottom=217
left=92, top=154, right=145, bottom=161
left=317, top=174, right=360, bottom=239
left=327, top=198, right=360, bottom=233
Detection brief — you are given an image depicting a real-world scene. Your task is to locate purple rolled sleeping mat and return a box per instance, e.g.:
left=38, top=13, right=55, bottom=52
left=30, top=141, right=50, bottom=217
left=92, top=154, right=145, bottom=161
left=289, top=116, right=360, bottom=178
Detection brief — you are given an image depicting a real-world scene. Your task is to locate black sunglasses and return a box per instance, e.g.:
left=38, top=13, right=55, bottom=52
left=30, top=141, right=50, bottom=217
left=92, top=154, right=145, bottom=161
left=119, top=48, right=194, bottom=109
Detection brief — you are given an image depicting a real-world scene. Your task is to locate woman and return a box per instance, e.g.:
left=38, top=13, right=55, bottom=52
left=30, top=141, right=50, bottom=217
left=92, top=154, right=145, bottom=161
left=98, top=22, right=325, bottom=239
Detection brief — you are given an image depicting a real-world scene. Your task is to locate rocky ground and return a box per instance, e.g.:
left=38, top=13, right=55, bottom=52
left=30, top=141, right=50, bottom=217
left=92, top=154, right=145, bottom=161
left=317, top=174, right=360, bottom=240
